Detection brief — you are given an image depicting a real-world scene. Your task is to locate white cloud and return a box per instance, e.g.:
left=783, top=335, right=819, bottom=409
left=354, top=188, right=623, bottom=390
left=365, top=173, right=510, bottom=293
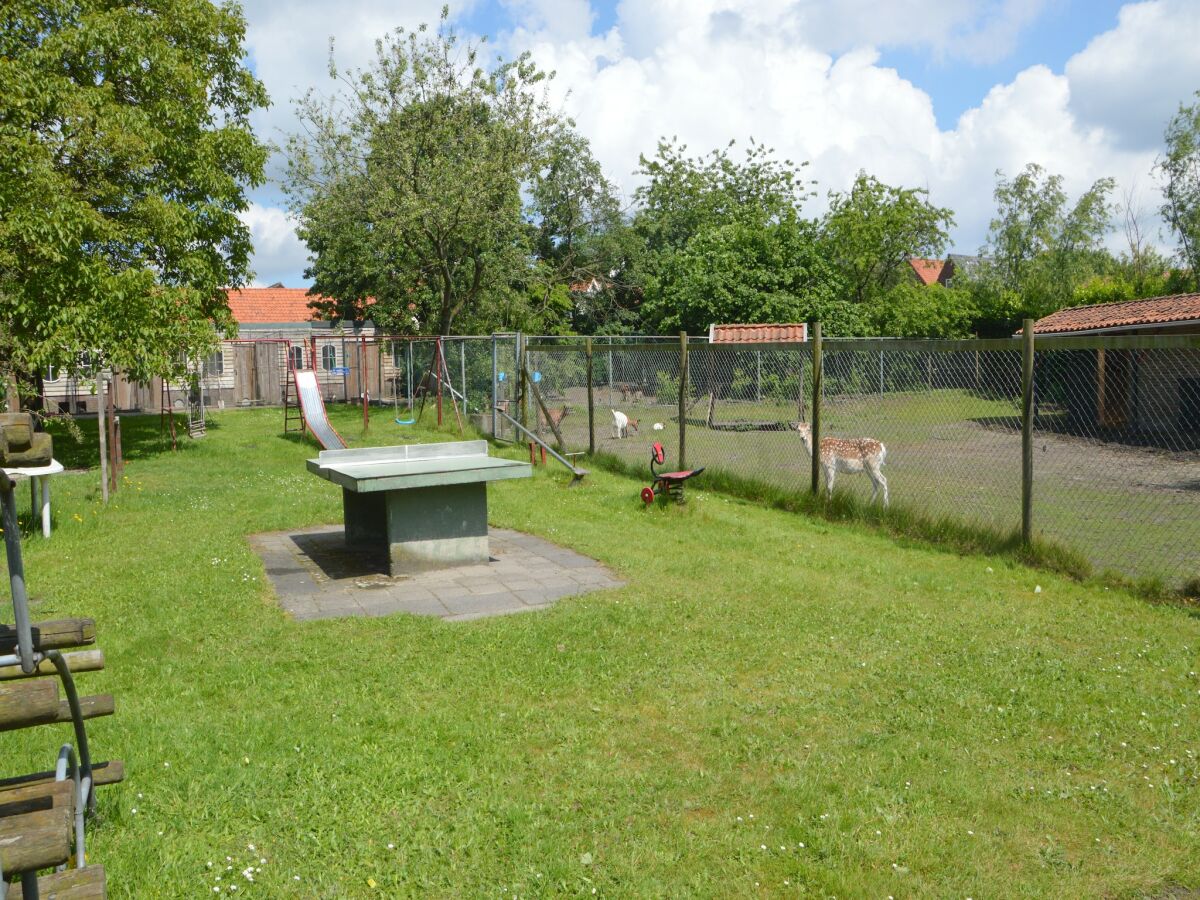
left=236, top=0, right=1196, bottom=283
left=511, top=0, right=1174, bottom=255
left=240, top=203, right=308, bottom=287
left=1065, top=0, right=1200, bottom=150
left=612, top=0, right=1051, bottom=63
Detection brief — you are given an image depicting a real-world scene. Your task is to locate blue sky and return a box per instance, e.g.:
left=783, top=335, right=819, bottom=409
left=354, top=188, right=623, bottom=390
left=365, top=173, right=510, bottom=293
left=236, top=0, right=1200, bottom=287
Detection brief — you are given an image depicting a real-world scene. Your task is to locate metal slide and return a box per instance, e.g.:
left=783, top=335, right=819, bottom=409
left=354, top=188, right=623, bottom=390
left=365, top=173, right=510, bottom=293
left=293, top=370, right=347, bottom=450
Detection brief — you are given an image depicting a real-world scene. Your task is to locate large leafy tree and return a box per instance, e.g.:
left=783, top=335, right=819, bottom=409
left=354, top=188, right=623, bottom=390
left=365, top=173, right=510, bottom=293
left=1158, top=91, right=1200, bottom=289
left=633, top=139, right=841, bottom=332
left=285, top=13, right=557, bottom=336
left=521, top=123, right=638, bottom=334
left=975, top=163, right=1115, bottom=325
left=821, top=172, right=954, bottom=308
left=0, top=0, right=268, bottom=393
left=654, top=220, right=852, bottom=335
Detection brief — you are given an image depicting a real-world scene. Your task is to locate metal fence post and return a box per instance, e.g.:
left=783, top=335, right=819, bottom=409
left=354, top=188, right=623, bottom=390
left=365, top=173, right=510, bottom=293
left=586, top=337, right=595, bottom=455
left=1021, top=319, right=1035, bottom=545
left=678, top=331, right=688, bottom=468
left=491, top=334, right=498, bottom=439
left=810, top=322, right=823, bottom=497
left=607, top=337, right=613, bottom=408
left=516, top=332, right=527, bottom=431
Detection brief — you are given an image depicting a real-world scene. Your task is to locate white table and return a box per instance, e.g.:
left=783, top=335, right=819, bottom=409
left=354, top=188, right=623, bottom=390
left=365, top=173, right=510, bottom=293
left=2, top=460, right=65, bottom=538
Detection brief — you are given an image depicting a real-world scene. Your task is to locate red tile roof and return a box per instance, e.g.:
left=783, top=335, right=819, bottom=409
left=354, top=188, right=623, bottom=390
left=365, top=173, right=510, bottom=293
left=224, top=287, right=376, bottom=323
left=1030, top=293, right=1200, bottom=335
left=708, top=323, right=808, bottom=343
left=908, top=258, right=946, bottom=286
left=225, top=288, right=326, bottom=323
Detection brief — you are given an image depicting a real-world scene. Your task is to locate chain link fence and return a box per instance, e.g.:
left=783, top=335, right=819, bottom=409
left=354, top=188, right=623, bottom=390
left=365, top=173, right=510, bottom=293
left=62, top=327, right=1197, bottom=589
left=524, top=332, right=1200, bottom=590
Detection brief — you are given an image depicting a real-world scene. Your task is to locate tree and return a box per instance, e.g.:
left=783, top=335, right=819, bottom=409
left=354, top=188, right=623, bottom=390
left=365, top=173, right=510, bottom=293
left=655, top=219, right=852, bottom=335
left=632, top=139, right=833, bottom=331
left=821, top=173, right=955, bottom=308
left=1158, top=91, right=1200, bottom=289
left=874, top=282, right=976, bottom=338
left=977, top=163, right=1115, bottom=322
left=523, top=123, right=638, bottom=333
left=284, top=12, right=556, bottom=335
left=0, top=0, right=268, bottom=396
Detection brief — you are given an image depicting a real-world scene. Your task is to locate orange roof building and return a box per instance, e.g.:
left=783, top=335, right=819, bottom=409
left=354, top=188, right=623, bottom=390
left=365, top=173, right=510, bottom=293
left=907, top=258, right=947, bottom=286
left=1030, top=293, right=1200, bottom=335
left=708, top=323, right=808, bottom=343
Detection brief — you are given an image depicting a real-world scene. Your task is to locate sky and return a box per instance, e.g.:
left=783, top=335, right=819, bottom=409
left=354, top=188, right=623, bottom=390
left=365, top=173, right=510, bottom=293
left=236, top=0, right=1200, bottom=287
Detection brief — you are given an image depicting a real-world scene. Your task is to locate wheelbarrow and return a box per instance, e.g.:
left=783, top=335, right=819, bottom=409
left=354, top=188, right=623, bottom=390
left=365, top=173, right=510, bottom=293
left=641, top=442, right=705, bottom=505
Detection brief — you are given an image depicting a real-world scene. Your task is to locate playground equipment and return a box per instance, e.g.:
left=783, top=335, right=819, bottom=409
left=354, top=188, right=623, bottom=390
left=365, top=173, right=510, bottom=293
left=288, top=369, right=347, bottom=450
left=306, top=441, right=530, bottom=575
left=641, top=442, right=705, bottom=505
left=494, top=407, right=588, bottom=486
left=0, top=474, right=122, bottom=898
left=391, top=339, right=416, bottom=425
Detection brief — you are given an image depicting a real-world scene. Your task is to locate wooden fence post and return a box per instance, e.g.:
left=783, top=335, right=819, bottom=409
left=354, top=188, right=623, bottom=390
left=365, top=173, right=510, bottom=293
left=97, top=375, right=108, bottom=504
left=1021, top=319, right=1035, bottom=545
left=585, top=337, right=595, bottom=455
left=810, top=322, right=823, bottom=497
left=678, top=331, right=688, bottom=468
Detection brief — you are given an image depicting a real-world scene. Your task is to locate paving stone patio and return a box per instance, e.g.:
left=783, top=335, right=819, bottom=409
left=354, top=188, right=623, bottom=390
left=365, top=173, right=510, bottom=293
left=248, top=525, right=623, bottom=622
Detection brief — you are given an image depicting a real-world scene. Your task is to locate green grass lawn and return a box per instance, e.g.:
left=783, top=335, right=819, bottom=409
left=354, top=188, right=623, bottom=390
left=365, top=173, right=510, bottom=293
left=5, top=405, right=1200, bottom=897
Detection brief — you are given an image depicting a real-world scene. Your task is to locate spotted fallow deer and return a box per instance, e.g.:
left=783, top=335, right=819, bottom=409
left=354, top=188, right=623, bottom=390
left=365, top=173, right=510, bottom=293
left=793, top=422, right=889, bottom=506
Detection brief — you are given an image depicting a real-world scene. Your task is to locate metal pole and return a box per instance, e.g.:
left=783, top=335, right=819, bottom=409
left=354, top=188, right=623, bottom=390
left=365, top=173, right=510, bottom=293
left=586, top=337, right=595, bottom=456
left=607, top=338, right=613, bottom=408
left=678, top=331, right=688, bottom=469
left=1021, top=319, right=1035, bottom=545
left=0, top=477, right=34, bottom=673
left=879, top=350, right=884, bottom=396
left=461, top=339, right=467, bottom=415
left=361, top=335, right=368, bottom=431
left=756, top=350, right=762, bottom=403
left=436, top=337, right=443, bottom=427
left=491, top=334, right=498, bottom=438
left=106, top=377, right=116, bottom=494
left=810, top=323, right=823, bottom=497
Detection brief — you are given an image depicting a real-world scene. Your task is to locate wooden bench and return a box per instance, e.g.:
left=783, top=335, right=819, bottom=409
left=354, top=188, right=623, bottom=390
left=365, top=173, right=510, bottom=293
left=1, top=472, right=122, bottom=897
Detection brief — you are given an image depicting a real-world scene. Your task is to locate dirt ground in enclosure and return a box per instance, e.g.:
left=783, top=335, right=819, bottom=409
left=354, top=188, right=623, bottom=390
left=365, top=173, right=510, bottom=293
left=526, top=389, right=1200, bottom=583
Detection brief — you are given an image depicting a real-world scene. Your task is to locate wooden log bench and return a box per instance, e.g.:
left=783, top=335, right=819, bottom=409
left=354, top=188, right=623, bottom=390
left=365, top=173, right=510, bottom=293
left=0, top=622, right=117, bottom=899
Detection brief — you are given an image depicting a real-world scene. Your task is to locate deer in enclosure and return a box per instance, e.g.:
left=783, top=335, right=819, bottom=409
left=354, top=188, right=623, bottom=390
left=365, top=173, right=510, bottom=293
left=611, top=409, right=639, bottom=439
left=620, top=383, right=644, bottom=403
left=793, top=422, right=888, bottom=506
left=539, top=404, right=570, bottom=430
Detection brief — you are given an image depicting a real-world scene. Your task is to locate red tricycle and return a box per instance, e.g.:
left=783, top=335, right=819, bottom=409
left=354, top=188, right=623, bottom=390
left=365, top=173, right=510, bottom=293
left=641, top=442, right=705, bottom=505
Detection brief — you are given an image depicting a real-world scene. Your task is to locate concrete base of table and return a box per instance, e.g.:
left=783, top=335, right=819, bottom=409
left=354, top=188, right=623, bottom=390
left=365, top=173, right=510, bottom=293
left=249, top=526, right=626, bottom=622
left=342, top=481, right=490, bottom=574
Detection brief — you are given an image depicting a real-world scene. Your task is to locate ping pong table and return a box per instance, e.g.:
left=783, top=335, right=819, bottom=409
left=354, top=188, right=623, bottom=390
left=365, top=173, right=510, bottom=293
left=307, top=441, right=531, bottom=575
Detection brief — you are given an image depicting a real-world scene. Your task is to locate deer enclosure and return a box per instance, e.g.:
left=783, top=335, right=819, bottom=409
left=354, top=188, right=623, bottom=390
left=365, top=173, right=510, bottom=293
left=523, top=335, right=1200, bottom=589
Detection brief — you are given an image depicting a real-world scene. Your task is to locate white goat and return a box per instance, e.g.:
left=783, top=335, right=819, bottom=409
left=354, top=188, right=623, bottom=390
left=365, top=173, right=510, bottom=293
left=793, top=422, right=889, bottom=506
left=610, top=409, right=639, bottom=439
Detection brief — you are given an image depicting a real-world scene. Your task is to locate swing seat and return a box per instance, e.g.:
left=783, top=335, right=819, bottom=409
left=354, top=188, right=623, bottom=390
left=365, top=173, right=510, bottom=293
left=395, top=416, right=416, bottom=426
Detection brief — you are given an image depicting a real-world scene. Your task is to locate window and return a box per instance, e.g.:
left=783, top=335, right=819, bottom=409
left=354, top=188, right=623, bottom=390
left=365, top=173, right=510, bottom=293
left=289, top=346, right=305, bottom=370
left=205, top=351, right=224, bottom=376
left=78, top=351, right=93, bottom=374
left=44, top=365, right=59, bottom=384
left=321, top=345, right=337, bottom=372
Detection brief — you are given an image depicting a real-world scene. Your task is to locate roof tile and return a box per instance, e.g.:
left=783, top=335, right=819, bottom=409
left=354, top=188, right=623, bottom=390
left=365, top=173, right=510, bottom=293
left=708, top=323, right=808, bottom=343
left=1031, top=293, right=1200, bottom=334
left=908, top=258, right=946, bottom=286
